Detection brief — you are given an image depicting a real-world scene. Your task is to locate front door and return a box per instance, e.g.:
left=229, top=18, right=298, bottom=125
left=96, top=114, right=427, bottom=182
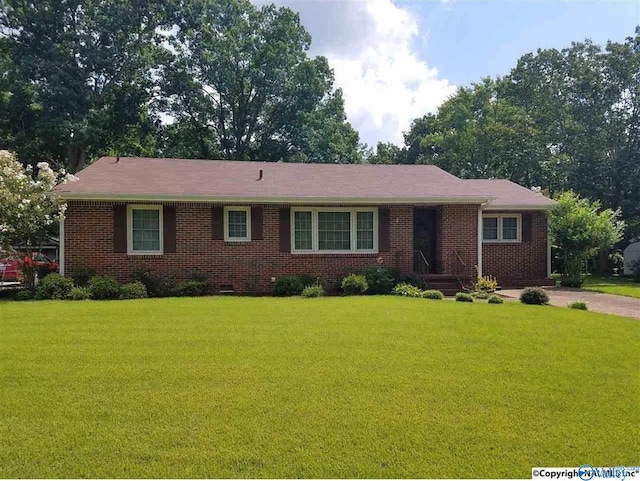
left=413, top=209, right=437, bottom=273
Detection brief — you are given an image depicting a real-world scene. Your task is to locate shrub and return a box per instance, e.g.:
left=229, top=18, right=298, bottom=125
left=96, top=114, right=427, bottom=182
left=341, top=274, right=368, bottom=295
left=568, top=300, right=588, bottom=310
left=13, top=289, right=33, bottom=301
left=520, top=287, right=549, bottom=305
left=298, top=274, right=320, bottom=288
left=35, top=273, right=74, bottom=300
left=120, top=281, right=148, bottom=300
left=301, top=284, right=325, bottom=298
left=273, top=275, right=304, bottom=297
left=392, top=282, right=423, bottom=297
left=472, top=291, right=491, bottom=300
left=487, top=294, right=504, bottom=304
left=631, top=259, right=640, bottom=283
left=363, top=266, right=398, bottom=295
left=88, top=275, right=121, bottom=300
left=70, top=267, right=97, bottom=287
left=421, top=289, right=444, bottom=300
left=68, top=286, right=91, bottom=300
left=474, top=275, right=498, bottom=293
left=455, top=292, right=474, bottom=302
left=134, top=270, right=177, bottom=298
left=172, top=280, right=207, bottom=297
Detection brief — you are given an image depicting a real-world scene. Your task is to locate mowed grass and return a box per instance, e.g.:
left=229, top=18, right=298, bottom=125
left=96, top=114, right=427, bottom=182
left=0, top=297, right=638, bottom=478
left=582, top=275, right=640, bottom=298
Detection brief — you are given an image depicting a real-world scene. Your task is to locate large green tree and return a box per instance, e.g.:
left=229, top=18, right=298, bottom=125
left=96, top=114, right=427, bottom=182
left=162, top=0, right=361, bottom=163
left=0, top=0, right=173, bottom=171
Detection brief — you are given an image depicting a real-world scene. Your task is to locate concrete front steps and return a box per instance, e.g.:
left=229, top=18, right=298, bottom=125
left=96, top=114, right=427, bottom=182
left=420, top=274, right=466, bottom=296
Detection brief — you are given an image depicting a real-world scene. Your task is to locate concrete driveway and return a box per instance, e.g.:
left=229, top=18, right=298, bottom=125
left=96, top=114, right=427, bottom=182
left=499, top=287, right=640, bottom=319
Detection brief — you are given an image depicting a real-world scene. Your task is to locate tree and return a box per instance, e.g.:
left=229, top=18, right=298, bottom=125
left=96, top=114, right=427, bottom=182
left=0, top=150, right=74, bottom=251
left=162, top=0, right=361, bottom=162
left=0, top=0, right=173, bottom=171
left=365, top=142, right=406, bottom=164
left=549, top=192, right=625, bottom=287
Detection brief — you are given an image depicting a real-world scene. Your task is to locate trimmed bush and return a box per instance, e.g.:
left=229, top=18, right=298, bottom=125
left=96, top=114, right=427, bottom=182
left=455, top=292, right=474, bottom=302
left=298, top=274, right=320, bottom=289
left=421, top=289, right=444, bottom=300
left=363, top=266, right=398, bottom=295
left=88, top=275, right=121, bottom=300
left=70, top=267, right=97, bottom=287
left=35, top=273, right=74, bottom=300
left=568, top=300, right=588, bottom=310
left=520, top=287, right=549, bottom=305
left=392, top=282, right=423, bottom=298
left=301, top=284, right=325, bottom=298
left=273, top=275, right=304, bottom=297
left=68, top=286, right=91, bottom=300
left=172, top=280, right=207, bottom=297
left=120, top=281, right=148, bottom=300
left=472, top=291, right=491, bottom=300
left=488, top=294, right=504, bottom=304
left=13, top=289, right=33, bottom=301
left=341, top=274, right=368, bottom=295
left=134, top=270, right=177, bottom=298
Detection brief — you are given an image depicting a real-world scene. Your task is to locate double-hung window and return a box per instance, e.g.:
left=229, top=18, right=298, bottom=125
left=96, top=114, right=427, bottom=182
left=292, top=208, right=377, bottom=253
left=128, top=205, right=163, bottom=254
left=482, top=214, right=521, bottom=242
left=224, top=206, right=251, bottom=241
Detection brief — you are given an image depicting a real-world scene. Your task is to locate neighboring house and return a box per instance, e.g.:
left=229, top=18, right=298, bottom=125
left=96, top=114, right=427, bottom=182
left=53, top=157, right=555, bottom=293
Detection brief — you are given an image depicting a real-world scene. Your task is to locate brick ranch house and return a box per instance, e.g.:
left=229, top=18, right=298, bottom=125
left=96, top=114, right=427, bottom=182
left=53, top=157, right=555, bottom=293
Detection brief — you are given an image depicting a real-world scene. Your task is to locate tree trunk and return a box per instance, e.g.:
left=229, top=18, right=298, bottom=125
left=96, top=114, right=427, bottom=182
left=67, top=145, right=87, bottom=173
left=596, top=248, right=609, bottom=276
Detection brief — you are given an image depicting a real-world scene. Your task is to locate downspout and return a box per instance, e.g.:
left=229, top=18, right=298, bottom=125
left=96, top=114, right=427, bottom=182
left=59, top=216, right=65, bottom=276
left=477, top=204, right=485, bottom=278
left=547, top=216, right=552, bottom=278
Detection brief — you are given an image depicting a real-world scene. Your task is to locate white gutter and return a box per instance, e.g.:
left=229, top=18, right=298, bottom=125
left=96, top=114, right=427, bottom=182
left=547, top=217, right=552, bottom=278
left=55, top=193, right=496, bottom=205
left=484, top=203, right=555, bottom=211
left=477, top=205, right=485, bottom=277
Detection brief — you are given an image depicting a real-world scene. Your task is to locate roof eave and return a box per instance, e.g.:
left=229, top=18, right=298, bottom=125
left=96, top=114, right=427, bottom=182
left=484, top=203, right=555, bottom=211
left=55, top=192, right=496, bottom=205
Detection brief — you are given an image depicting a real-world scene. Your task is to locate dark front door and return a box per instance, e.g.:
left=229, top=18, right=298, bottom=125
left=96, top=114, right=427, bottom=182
left=413, top=209, right=437, bottom=273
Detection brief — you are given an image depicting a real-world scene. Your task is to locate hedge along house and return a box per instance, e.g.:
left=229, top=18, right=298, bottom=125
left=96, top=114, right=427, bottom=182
left=53, top=157, right=555, bottom=293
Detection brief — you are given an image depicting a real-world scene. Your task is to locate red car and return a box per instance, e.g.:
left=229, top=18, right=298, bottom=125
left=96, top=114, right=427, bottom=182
left=0, top=252, right=59, bottom=283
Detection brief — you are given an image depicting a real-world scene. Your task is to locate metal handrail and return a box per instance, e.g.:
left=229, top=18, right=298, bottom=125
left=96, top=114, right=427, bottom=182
left=452, top=250, right=466, bottom=290
left=413, top=250, right=430, bottom=289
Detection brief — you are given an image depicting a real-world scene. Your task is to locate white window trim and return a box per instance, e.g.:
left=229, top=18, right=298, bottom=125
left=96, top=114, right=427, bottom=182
left=482, top=214, right=522, bottom=243
left=127, top=205, right=163, bottom=255
left=290, top=208, right=378, bottom=254
left=224, top=206, right=251, bottom=242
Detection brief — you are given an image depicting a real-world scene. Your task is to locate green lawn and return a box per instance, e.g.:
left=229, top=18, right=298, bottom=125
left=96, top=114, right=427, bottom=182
left=1, top=297, right=638, bottom=478
left=582, top=275, right=640, bottom=298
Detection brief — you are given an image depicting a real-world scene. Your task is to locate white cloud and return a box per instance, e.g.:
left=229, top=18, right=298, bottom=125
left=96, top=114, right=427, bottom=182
left=255, top=0, right=456, bottom=147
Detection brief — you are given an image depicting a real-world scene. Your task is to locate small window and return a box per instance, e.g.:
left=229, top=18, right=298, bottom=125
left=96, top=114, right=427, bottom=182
left=483, top=217, right=499, bottom=241
left=294, top=211, right=313, bottom=250
left=483, top=214, right=521, bottom=243
left=356, top=211, right=374, bottom=250
left=128, top=205, right=163, bottom=254
left=224, top=207, right=251, bottom=241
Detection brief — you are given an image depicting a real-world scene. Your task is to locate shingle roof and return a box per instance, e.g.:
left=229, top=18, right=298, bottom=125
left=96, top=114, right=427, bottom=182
left=53, top=157, right=553, bottom=208
left=463, top=179, right=555, bottom=209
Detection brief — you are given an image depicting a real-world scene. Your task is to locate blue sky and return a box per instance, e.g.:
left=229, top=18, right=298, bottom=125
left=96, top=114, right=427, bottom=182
left=416, top=1, right=639, bottom=86
left=259, top=0, right=639, bottom=147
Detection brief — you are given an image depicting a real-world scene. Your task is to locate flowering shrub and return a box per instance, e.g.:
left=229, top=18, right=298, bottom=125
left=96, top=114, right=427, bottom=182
left=0, top=151, right=76, bottom=291
left=392, top=283, right=423, bottom=297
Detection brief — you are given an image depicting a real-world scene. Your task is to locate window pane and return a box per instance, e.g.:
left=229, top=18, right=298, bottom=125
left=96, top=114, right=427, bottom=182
left=318, top=212, right=351, bottom=250
left=483, top=217, right=498, bottom=240
left=502, top=217, right=518, bottom=240
left=227, top=210, right=248, bottom=238
left=294, top=211, right=313, bottom=250
left=132, top=209, right=160, bottom=252
left=356, top=211, right=374, bottom=250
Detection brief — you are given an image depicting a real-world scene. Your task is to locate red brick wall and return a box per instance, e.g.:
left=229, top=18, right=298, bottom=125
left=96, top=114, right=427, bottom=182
left=63, top=201, right=549, bottom=291
left=436, top=204, right=480, bottom=278
left=482, top=210, right=549, bottom=286
left=64, top=201, right=413, bottom=292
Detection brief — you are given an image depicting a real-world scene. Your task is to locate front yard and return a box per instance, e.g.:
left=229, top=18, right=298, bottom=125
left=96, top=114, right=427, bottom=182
left=0, top=297, right=638, bottom=478
left=582, top=275, right=640, bottom=298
